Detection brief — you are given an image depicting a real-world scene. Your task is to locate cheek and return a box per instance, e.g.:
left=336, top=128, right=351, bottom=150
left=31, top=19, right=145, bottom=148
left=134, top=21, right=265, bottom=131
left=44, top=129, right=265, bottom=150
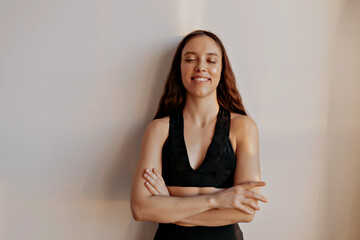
left=181, top=65, right=194, bottom=82
left=181, top=64, right=192, bottom=74
left=181, top=65, right=190, bottom=83
left=209, top=65, right=221, bottom=76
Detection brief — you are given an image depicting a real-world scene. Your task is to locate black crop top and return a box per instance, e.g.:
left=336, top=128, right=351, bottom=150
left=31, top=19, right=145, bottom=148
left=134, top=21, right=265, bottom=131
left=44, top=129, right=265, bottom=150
left=161, top=106, right=237, bottom=188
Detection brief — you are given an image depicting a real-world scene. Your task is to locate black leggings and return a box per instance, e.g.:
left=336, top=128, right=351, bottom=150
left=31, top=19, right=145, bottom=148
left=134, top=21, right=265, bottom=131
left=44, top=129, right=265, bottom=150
left=153, top=223, right=243, bottom=240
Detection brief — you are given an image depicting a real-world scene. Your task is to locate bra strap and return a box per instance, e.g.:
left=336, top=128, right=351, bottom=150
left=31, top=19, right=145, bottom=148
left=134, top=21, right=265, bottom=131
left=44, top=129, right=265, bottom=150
left=219, top=106, right=231, bottom=137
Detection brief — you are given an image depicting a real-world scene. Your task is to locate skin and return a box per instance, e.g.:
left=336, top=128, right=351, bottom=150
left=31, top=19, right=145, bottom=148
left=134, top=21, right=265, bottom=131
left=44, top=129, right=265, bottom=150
left=130, top=35, right=268, bottom=226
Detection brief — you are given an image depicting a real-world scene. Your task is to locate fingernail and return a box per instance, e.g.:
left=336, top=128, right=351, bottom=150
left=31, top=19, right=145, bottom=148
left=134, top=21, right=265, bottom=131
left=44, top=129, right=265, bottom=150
left=146, top=169, right=150, bottom=173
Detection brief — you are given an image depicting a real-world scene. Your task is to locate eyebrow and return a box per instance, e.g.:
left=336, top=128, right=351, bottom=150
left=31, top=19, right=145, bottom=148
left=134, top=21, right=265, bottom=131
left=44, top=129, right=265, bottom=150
left=183, top=51, right=220, bottom=57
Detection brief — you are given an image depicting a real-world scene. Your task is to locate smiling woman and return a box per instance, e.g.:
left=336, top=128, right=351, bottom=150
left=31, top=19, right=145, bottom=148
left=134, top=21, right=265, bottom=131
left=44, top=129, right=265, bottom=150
left=130, top=30, right=268, bottom=240
left=181, top=36, right=222, bottom=98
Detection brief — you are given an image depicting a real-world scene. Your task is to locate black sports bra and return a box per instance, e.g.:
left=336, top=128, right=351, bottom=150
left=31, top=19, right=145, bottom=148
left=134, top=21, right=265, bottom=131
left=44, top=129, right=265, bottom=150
left=161, top=106, right=237, bottom=188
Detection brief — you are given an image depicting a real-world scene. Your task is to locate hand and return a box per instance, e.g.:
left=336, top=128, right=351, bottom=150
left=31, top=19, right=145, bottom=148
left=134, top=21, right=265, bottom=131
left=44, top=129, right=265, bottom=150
left=212, top=181, right=268, bottom=215
left=143, top=168, right=170, bottom=196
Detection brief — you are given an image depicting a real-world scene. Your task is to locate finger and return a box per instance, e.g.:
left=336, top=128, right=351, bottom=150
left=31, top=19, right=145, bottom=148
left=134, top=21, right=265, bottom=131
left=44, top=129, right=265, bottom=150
left=144, top=173, right=159, bottom=188
left=145, top=169, right=159, bottom=181
left=145, top=181, right=160, bottom=195
left=150, top=169, right=168, bottom=191
left=244, top=191, right=268, bottom=203
left=144, top=169, right=157, bottom=182
left=147, top=170, right=165, bottom=191
left=152, top=168, right=164, bottom=180
left=152, top=168, right=164, bottom=183
left=241, top=181, right=266, bottom=187
left=144, top=170, right=170, bottom=196
left=144, top=173, right=158, bottom=188
left=240, top=181, right=266, bottom=190
left=243, top=198, right=260, bottom=210
left=236, top=203, right=255, bottom=215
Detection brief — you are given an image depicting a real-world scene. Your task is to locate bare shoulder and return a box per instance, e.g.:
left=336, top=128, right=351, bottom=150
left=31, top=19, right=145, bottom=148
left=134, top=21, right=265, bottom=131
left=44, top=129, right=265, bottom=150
left=230, top=112, right=259, bottom=139
left=145, top=116, right=170, bottom=144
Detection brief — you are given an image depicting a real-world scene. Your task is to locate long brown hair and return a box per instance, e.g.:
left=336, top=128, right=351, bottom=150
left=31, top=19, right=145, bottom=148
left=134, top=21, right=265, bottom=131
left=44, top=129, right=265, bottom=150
left=153, top=30, right=248, bottom=119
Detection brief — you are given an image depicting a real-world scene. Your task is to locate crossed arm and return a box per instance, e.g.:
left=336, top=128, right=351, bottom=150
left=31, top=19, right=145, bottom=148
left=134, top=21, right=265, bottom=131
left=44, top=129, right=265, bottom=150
left=130, top=116, right=267, bottom=226
left=174, top=208, right=257, bottom=226
left=175, top=208, right=253, bottom=226
left=143, top=167, right=264, bottom=226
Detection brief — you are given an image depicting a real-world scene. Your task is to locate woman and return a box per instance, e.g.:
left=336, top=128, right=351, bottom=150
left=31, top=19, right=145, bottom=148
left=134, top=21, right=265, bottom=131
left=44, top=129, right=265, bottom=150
left=130, top=30, right=268, bottom=240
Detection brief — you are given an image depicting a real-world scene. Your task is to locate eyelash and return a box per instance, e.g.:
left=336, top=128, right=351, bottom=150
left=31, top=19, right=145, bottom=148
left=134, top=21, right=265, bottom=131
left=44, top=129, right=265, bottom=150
left=185, top=59, right=216, bottom=64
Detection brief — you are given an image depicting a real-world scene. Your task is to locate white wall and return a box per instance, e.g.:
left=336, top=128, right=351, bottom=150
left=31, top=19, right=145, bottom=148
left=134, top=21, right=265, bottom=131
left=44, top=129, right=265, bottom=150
left=1, top=0, right=359, bottom=239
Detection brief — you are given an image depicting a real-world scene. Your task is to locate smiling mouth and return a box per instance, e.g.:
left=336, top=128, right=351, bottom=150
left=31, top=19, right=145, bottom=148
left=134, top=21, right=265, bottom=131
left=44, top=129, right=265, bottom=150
left=191, top=77, right=210, bottom=83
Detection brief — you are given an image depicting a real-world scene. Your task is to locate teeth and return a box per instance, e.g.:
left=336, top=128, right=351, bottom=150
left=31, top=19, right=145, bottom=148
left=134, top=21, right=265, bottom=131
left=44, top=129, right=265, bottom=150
left=192, top=78, right=209, bottom=82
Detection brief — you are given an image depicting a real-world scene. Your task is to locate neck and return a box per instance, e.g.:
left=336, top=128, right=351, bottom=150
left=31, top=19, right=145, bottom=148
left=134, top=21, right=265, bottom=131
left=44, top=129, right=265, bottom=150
left=182, top=92, right=220, bottom=127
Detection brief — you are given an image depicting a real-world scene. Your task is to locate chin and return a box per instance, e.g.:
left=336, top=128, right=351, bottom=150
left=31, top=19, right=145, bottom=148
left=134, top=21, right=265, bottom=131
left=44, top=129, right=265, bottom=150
left=189, top=89, right=216, bottom=98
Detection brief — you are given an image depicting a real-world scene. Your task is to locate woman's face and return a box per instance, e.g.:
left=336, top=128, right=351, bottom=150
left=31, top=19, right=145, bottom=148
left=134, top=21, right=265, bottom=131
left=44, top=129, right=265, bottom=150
left=180, top=35, right=222, bottom=98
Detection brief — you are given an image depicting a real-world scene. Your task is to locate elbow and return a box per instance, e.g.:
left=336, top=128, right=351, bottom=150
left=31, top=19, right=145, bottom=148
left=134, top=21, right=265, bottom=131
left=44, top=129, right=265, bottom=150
left=132, top=211, right=143, bottom=222
left=131, top=201, right=146, bottom=221
left=243, top=213, right=255, bottom=223
left=131, top=197, right=175, bottom=223
left=131, top=199, right=160, bottom=222
left=133, top=214, right=142, bottom=222
left=234, top=210, right=256, bottom=223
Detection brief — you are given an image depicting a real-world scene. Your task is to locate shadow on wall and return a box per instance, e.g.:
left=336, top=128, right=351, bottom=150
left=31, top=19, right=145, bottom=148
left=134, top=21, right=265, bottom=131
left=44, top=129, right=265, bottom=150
left=326, top=0, right=360, bottom=239
left=80, top=38, right=178, bottom=200
left=79, top=37, right=181, bottom=239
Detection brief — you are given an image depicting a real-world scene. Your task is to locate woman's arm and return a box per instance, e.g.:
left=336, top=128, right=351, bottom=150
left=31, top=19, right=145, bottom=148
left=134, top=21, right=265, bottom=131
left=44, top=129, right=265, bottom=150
left=231, top=116, right=263, bottom=223
left=143, top=169, right=266, bottom=226
left=130, top=119, right=218, bottom=223
left=173, top=208, right=255, bottom=226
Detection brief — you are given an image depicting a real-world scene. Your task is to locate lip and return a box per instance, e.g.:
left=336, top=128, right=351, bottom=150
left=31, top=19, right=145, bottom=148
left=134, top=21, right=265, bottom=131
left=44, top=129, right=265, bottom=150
left=191, top=75, right=211, bottom=80
left=191, top=76, right=210, bottom=84
left=190, top=76, right=211, bottom=84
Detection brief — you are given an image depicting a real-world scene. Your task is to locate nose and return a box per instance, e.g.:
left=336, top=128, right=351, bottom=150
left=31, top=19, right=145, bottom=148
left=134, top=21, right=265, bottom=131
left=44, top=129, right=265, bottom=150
left=194, top=61, right=206, bottom=72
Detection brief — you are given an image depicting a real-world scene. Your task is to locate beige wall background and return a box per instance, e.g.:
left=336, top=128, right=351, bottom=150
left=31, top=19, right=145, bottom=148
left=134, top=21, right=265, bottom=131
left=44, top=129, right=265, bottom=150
left=1, top=0, right=359, bottom=239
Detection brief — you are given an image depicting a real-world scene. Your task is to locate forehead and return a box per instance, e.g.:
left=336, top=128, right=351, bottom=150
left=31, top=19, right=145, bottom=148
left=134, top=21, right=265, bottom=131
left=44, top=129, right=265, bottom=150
left=182, top=35, right=222, bottom=56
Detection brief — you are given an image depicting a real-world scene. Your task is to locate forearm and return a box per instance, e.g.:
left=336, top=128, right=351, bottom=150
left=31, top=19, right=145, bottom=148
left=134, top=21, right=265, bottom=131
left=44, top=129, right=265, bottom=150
left=133, top=194, right=216, bottom=223
left=173, top=208, right=254, bottom=226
